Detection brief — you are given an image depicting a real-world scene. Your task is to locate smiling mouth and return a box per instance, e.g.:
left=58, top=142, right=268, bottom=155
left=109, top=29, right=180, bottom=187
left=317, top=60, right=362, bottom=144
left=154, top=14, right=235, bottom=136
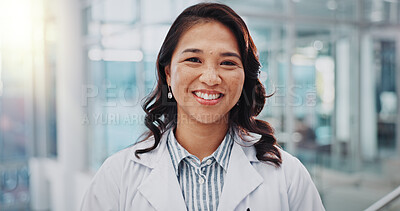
left=193, top=91, right=223, bottom=100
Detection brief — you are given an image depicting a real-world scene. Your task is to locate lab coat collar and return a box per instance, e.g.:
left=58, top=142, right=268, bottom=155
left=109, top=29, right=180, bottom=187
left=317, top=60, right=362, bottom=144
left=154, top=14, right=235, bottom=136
left=234, top=129, right=261, bottom=163
left=136, top=138, right=187, bottom=210
left=131, top=129, right=264, bottom=211
left=217, top=132, right=264, bottom=210
left=129, top=134, right=166, bottom=169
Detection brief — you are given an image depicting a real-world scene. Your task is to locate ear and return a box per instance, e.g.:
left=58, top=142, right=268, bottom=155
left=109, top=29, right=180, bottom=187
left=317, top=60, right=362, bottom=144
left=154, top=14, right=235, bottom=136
left=165, top=65, right=171, bottom=86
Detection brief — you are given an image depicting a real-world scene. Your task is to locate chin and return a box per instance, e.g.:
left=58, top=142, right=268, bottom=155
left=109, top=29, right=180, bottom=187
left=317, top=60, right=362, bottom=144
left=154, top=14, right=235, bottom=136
left=190, top=113, right=230, bottom=125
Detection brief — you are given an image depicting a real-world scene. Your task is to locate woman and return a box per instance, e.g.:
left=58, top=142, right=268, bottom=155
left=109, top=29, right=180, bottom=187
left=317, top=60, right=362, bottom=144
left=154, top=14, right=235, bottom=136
left=81, top=3, right=325, bottom=211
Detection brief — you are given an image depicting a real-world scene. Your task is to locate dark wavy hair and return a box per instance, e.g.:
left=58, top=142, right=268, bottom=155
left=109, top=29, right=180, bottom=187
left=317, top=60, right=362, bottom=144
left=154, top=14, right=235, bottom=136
left=135, top=3, right=281, bottom=167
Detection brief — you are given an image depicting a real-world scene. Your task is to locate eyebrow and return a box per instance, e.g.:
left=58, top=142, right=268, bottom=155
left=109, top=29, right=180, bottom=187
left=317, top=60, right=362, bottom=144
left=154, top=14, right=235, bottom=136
left=181, top=48, right=241, bottom=59
left=220, top=52, right=241, bottom=60
left=181, top=48, right=203, bottom=54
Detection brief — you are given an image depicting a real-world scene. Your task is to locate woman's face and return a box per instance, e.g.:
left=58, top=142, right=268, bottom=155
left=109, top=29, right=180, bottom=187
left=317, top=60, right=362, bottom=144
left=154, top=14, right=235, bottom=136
left=165, top=21, right=245, bottom=125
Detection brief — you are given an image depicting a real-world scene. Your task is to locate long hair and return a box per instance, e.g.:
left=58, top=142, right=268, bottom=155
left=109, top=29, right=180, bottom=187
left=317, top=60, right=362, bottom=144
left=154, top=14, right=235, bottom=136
left=136, top=3, right=281, bottom=167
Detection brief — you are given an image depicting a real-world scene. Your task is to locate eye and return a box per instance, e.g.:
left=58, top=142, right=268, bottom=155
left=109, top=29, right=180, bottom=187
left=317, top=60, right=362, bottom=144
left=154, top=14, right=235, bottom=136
left=221, top=61, right=236, bottom=66
left=185, top=57, right=201, bottom=63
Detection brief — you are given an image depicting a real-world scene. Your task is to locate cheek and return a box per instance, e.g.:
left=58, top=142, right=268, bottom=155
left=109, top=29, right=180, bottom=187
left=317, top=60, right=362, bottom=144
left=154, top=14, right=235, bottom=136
left=170, top=66, right=194, bottom=93
left=229, top=72, right=245, bottom=93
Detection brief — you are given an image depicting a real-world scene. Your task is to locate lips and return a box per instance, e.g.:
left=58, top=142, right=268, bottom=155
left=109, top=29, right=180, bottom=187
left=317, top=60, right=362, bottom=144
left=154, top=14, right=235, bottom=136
left=193, top=91, right=223, bottom=100
left=192, top=90, right=224, bottom=105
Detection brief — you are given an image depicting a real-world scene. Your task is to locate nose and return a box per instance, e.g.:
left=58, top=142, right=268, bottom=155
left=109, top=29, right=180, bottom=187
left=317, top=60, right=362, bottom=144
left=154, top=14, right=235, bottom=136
left=199, top=65, right=222, bottom=86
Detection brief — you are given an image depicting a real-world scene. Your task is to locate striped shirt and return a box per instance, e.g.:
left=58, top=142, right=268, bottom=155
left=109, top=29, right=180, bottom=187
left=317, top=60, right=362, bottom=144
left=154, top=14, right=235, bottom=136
left=166, top=129, right=234, bottom=211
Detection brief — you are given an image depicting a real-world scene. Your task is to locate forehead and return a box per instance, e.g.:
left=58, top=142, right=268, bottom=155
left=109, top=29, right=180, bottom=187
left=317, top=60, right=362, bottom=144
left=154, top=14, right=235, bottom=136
left=174, top=21, right=240, bottom=53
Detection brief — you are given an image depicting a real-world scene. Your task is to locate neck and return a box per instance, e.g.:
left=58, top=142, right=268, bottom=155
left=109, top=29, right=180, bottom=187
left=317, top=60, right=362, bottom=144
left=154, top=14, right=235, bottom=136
left=175, top=114, right=229, bottom=161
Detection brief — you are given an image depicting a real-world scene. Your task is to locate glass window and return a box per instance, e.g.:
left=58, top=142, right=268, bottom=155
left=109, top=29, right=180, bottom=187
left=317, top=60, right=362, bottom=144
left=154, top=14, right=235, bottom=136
left=363, top=0, right=400, bottom=24
left=291, top=24, right=336, bottom=167
left=246, top=19, right=287, bottom=139
left=374, top=39, right=397, bottom=156
left=85, top=57, right=146, bottom=169
left=222, top=0, right=284, bottom=14
left=91, top=0, right=138, bottom=23
left=294, top=0, right=357, bottom=21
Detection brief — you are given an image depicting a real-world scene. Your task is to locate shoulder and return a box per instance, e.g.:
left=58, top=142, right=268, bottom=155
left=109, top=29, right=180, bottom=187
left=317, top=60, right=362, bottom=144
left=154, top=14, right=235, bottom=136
left=99, top=147, right=133, bottom=174
left=81, top=137, right=159, bottom=210
left=239, top=140, right=314, bottom=189
left=80, top=146, right=136, bottom=210
left=91, top=144, right=138, bottom=187
left=277, top=149, right=325, bottom=210
left=279, top=148, right=305, bottom=171
left=100, top=135, right=159, bottom=171
left=244, top=145, right=307, bottom=175
left=277, top=149, right=311, bottom=185
left=85, top=135, right=160, bottom=194
left=99, top=132, right=170, bottom=177
left=236, top=131, right=303, bottom=172
left=236, top=130, right=307, bottom=176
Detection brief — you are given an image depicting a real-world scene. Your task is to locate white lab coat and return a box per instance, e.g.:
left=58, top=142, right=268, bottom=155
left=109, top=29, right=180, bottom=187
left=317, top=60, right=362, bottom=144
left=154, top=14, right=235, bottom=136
left=81, top=131, right=325, bottom=211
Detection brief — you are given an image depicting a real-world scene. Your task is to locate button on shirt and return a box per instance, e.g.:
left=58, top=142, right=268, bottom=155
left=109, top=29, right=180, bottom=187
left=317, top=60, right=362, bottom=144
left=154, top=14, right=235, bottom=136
left=167, top=129, right=234, bottom=211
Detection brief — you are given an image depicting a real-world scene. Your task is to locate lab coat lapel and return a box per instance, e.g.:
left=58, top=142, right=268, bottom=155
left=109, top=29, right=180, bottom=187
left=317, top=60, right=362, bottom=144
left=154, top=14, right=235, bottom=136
left=137, top=139, right=187, bottom=211
left=218, top=141, right=263, bottom=211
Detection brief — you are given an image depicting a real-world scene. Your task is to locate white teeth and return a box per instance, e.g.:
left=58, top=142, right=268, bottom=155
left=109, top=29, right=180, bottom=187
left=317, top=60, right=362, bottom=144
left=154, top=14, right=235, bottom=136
left=194, top=91, right=221, bottom=100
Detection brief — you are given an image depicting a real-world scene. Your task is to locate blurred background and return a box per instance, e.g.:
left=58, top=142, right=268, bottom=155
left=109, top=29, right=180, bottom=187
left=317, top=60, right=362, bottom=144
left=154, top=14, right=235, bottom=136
left=0, top=0, right=399, bottom=210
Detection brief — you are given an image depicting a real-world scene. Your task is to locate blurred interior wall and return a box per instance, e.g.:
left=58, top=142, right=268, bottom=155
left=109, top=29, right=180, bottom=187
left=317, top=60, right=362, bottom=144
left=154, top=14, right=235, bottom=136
left=30, top=0, right=87, bottom=210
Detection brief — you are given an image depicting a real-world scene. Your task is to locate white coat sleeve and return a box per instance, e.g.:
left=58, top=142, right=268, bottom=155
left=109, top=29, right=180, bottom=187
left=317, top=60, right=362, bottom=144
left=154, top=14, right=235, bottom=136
left=80, top=158, right=120, bottom=211
left=286, top=156, right=325, bottom=211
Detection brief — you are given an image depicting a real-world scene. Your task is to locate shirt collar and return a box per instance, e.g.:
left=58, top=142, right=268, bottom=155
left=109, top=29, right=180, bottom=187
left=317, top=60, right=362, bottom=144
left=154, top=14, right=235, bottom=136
left=212, top=129, right=234, bottom=171
left=166, top=130, right=191, bottom=175
left=166, top=127, right=234, bottom=175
